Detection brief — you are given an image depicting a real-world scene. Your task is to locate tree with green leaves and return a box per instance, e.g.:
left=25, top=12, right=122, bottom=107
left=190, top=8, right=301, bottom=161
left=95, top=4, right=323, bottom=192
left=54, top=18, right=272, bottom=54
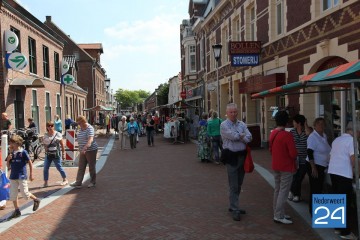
left=114, top=89, right=150, bottom=109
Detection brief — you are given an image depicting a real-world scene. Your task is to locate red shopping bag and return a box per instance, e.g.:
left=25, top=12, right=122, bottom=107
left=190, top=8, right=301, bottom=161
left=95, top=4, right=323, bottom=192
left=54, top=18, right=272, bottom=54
left=244, top=145, right=254, bottom=173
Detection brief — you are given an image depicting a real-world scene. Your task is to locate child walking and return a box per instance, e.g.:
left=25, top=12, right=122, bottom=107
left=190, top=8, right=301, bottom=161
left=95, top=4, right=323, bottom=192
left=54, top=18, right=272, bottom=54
left=6, top=135, right=41, bottom=219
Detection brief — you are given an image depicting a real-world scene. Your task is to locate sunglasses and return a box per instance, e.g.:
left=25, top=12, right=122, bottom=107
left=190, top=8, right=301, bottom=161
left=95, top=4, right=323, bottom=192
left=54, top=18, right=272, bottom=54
left=47, top=125, right=54, bottom=127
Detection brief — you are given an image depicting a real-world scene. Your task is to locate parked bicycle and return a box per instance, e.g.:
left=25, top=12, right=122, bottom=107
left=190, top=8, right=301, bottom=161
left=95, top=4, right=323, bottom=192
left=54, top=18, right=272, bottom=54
left=12, top=128, right=44, bottom=163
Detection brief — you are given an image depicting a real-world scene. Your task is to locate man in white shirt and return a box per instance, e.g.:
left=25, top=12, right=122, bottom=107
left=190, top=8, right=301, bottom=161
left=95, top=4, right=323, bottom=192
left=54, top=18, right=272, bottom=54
left=328, top=122, right=359, bottom=240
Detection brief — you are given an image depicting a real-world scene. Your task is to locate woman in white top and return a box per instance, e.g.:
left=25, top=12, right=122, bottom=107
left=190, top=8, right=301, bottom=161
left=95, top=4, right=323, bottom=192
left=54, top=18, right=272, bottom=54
left=327, top=122, right=358, bottom=239
left=43, top=121, right=67, bottom=187
left=118, top=116, right=128, bottom=150
left=306, top=117, right=331, bottom=215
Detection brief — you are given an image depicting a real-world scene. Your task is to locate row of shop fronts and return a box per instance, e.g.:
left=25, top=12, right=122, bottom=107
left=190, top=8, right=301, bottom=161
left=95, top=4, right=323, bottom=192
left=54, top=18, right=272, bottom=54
left=0, top=1, right=109, bottom=134
left=180, top=0, right=360, bottom=147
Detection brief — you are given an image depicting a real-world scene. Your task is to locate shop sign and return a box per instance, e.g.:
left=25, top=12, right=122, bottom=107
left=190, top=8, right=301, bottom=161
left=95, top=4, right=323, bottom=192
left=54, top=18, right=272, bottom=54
left=62, top=74, right=75, bottom=85
left=4, top=30, right=19, bottom=53
left=229, top=41, right=261, bottom=67
left=61, top=60, right=70, bottom=75
left=7, top=52, right=27, bottom=70
left=229, top=41, right=261, bottom=54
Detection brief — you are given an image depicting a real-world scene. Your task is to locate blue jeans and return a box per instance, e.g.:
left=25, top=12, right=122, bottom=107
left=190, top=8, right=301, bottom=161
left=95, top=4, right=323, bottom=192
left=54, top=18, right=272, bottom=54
left=43, top=156, right=67, bottom=181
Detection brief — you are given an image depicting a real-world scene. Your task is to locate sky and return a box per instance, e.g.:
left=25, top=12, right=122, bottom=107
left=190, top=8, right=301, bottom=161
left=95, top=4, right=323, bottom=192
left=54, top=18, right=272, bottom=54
left=16, top=0, right=189, bottom=93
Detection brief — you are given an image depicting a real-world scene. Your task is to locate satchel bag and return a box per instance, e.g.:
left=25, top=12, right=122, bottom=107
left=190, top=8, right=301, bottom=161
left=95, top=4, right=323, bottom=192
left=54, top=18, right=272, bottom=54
left=244, top=145, right=254, bottom=173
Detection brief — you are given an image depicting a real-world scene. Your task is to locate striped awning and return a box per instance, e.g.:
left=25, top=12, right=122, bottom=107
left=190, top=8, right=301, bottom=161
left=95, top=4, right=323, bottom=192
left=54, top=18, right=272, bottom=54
left=251, top=59, right=360, bottom=98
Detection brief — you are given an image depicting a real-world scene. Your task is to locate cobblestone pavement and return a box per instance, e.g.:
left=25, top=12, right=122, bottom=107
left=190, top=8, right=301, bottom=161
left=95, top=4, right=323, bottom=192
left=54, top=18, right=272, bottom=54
left=0, top=132, right=339, bottom=239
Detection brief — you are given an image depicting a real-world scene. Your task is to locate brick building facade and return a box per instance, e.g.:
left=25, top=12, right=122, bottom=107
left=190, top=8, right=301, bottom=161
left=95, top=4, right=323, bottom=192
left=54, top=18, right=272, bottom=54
left=0, top=0, right=68, bottom=134
left=45, top=16, right=107, bottom=124
left=182, top=0, right=360, bottom=146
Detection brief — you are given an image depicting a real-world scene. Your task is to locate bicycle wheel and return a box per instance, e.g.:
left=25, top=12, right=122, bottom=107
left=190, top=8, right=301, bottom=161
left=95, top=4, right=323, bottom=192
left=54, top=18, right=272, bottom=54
left=35, top=144, right=45, bottom=161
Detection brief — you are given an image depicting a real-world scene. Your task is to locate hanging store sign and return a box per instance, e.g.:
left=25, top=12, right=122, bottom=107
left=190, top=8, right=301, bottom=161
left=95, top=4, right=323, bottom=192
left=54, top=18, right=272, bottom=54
left=7, top=52, right=27, bottom=70
left=62, top=74, right=75, bottom=85
left=61, top=60, right=70, bottom=75
left=4, top=30, right=19, bottom=53
left=229, top=41, right=261, bottom=67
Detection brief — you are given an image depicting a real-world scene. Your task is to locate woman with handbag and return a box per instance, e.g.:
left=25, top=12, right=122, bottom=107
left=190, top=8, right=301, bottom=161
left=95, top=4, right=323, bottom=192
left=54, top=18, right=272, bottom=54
left=43, top=121, right=68, bottom=187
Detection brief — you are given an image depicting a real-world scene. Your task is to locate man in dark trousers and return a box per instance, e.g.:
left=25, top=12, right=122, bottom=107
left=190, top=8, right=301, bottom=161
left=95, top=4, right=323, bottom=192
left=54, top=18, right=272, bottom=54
left=220, top=103, right=252, bottom=221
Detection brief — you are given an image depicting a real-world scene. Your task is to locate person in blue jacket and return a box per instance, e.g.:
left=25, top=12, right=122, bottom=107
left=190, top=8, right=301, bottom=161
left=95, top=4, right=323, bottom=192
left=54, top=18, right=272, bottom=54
left=127, top=117, right=139, bottom=149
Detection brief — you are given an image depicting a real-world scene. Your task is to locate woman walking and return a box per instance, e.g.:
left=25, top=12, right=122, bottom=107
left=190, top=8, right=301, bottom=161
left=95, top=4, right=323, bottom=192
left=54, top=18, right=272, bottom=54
left=70, top=116, right=98, bottom=188
left=198, top=112, right=210, bottom=162
left=145, top=114, right=155, bottom=146
left=207, top=111, right=222, bottom=164
left=118, top=116, right=128, bottom=150
left=127, top=117, right=139, bottom=149
left=43, top=121, right=68, bottom=187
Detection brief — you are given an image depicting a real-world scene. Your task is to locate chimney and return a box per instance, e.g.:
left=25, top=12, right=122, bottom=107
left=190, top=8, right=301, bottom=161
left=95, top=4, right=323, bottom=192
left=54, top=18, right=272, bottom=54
left=46, top=16, right=52, bottom=22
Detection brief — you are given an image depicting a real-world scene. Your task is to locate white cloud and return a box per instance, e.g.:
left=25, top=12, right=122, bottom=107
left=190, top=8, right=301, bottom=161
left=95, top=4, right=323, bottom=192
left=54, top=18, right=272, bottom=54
left=102, top=13, right=182, bottom=91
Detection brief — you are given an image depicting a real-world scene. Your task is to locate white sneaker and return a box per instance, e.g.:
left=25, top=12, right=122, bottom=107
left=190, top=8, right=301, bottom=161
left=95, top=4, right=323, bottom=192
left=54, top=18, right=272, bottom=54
left=292, top=196, right=301, bottom=202
left=340, top=232, right=357, bottom=240
left=274, top=217, right=293, bottom=224
left=87, top=183, right=96, bottom=188
left=288, top=192, right=294, bottom=201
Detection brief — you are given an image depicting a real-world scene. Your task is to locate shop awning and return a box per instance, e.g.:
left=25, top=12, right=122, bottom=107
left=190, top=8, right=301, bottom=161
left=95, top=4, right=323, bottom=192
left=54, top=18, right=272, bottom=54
left=83, top=105, right=114, bottom=111
left=251, top=59, right=360, bottom=98
left=10, top=78, right=45, bottom=88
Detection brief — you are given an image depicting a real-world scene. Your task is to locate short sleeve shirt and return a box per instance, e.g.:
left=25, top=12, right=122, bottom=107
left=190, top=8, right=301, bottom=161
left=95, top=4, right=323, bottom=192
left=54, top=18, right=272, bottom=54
left=77, top=124, right=98, bottom=152
left=10, top=149, right=30, bottom=180
left=306, top=130, right=331, bottom=167
left=328, top=133, right=354, bottom=179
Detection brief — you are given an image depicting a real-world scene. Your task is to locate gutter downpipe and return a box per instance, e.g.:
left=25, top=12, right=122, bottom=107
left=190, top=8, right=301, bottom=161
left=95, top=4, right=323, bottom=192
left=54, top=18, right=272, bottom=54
left=91, top=60, right=96, bottom=124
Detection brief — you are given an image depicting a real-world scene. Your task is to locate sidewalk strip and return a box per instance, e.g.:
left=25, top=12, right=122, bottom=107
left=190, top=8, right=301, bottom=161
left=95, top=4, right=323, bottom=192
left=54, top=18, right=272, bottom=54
left=0, top=136, right=115, bottom=233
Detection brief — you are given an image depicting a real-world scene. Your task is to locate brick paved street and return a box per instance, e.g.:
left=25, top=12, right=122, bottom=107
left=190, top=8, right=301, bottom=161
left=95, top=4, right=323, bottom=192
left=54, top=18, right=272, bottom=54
left=0, top=133, right=338, bottom=239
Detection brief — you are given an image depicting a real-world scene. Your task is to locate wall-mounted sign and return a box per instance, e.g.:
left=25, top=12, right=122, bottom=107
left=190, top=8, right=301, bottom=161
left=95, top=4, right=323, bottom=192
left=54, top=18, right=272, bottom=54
left=62, top=74, right=75, bottom=85
left=61, top=60, right=70, bottom=75
left=229, top=41, right=261, bottom=55
left=4, top=30, right=19, bottom=53
left=7, top=52, right=27, bottom=70
left=231, top=54, right=260, bottom=67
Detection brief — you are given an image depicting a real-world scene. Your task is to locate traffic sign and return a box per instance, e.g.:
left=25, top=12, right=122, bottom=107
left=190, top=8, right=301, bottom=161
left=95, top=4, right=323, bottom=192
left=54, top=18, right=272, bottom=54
left=62, top=74, right=75, bottom=85
left=8, top=52, right=27, bottom=70
left=180, top=91, right=186, bottom=99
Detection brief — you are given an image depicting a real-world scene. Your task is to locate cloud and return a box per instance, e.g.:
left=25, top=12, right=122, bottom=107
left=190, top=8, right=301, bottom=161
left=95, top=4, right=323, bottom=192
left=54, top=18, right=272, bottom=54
left=101, top=13, right=182, bottom=91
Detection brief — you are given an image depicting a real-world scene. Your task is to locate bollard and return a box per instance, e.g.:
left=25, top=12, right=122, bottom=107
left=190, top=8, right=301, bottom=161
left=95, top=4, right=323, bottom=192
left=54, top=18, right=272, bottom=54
left=65, top=130, right=76, bottom=166
left=1, top=134, right=8, bottom=176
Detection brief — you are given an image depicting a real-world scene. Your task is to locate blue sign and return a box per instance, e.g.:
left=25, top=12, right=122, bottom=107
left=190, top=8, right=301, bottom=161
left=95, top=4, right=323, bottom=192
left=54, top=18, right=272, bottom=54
left=312, top=194, right=346, bottom=228
left=231, top=54, right=260, bottom=66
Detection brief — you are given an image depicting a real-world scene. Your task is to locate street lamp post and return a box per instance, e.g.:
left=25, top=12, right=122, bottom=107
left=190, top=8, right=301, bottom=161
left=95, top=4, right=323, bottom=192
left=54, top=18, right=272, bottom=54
left=104, top=78, right=110, bottom=106
left=212, top=44, right=222, bottom=116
